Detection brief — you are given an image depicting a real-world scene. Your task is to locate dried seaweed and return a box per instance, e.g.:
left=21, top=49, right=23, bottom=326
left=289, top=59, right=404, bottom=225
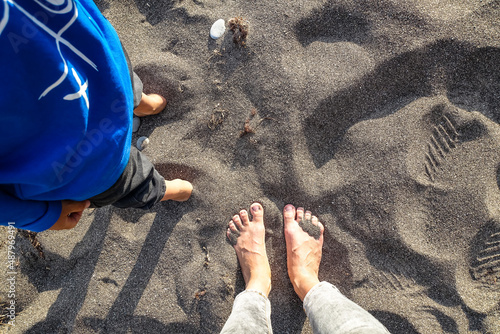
left=228, top=17, right=249, bottom=46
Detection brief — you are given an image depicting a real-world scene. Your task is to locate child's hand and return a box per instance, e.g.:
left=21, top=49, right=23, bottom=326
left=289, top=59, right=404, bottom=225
left=49, top=200, right=91, bottom=230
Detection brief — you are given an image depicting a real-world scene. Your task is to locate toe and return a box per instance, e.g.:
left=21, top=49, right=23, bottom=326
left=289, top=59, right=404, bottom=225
left=305, top=210, right=312, bottom=221
left=311, top=216, right=319, bottom=226
left=250, top=203, right=264, bottom=224
left=239, top=209, right=250, bottom=225
left=226, top=227, right=239, bottom=246
left=228, top=221, right=239, bottom=232
left=233, top=214, right=244, bottom=229
left=312, top=216, right=325, bottom=233
left=283, top=204, right=296, bottom=227
left=296, top=207, right=304, bottom=224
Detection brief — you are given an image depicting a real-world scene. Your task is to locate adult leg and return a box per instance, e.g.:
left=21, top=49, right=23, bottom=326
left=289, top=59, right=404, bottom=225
left=284, top=205, right=390, bottom=334
left=221, top=203, right=272, bottom=334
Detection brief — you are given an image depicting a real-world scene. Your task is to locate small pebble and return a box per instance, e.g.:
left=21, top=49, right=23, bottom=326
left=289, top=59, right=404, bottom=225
left=132, top=116, right=140, bottom=133
left=137, top=136, right=149, bottom=150
left=210, top=19, right=225, bottom=39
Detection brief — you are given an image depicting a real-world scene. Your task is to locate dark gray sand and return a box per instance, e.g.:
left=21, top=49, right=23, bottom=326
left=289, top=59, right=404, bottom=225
left=2, top=0, right=500, bottom=333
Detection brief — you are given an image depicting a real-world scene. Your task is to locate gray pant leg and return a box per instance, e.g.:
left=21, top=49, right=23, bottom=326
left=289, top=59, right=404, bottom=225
left=132, top=71, right=143, bottom=108
left=304, top=282, right=390, bottom=334
left=120, top=41, right=143, bottom=108
left=220, top=290, right=272, bottom=334
left=89, top=146, right=166, bottom=209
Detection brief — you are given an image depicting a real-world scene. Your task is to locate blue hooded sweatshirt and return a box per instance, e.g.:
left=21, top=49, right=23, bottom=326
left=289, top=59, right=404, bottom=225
left=0, top=0, right=134, bottom=231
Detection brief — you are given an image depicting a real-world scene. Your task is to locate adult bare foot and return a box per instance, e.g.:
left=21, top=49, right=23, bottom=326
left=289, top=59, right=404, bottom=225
left=284, top=204, right=324, bottom=301
left=133, top=93, right=167, bottom=117
left=226, top=203, right=272, bottom=297
left=161, top=179, right=193, bottom=202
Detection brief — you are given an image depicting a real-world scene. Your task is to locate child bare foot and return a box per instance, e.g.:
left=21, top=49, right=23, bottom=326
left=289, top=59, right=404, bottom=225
left=284, top=204, right=324, bottom=301
left=226, top=203, right=272, bottom=297
left=133, top=93, right=167, bottom=117
left=161, top=179, right=193, bottom=202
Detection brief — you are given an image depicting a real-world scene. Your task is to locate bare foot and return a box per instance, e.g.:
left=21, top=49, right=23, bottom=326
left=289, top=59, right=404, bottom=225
left=226, top=203, right=272, bottom=297
left=284, top=204, right=324, bottom=301
left=161, top=179, right=193, bottom=202
left=133, top=93, right=167, bottom=117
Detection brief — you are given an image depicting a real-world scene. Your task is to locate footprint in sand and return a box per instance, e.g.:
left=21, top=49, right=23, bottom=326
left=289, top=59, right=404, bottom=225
left=328, top=96, right=500, bottom=324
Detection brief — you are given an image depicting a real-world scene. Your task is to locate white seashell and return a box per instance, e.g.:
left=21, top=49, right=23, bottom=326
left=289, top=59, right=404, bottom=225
left=132, top=116, right=141, bottom=133
left=136, top=136, right=149, bottom=151
left=210, top=19, right=225, bottom=39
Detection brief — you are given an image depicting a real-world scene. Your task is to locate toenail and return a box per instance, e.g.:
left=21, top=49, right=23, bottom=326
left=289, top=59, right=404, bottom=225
left=252, top=204, right=261, bottom=212
left=285, top=205, right=293, bottom=212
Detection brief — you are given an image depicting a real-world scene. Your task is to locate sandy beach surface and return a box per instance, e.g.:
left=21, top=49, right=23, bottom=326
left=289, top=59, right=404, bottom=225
left=2, top=0, right=500, bottom=333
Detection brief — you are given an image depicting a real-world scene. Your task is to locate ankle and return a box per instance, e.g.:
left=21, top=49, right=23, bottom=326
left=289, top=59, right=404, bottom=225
left=291, top=274, right=319, bottom=301
left=246, top=274, right=272, bottom=297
